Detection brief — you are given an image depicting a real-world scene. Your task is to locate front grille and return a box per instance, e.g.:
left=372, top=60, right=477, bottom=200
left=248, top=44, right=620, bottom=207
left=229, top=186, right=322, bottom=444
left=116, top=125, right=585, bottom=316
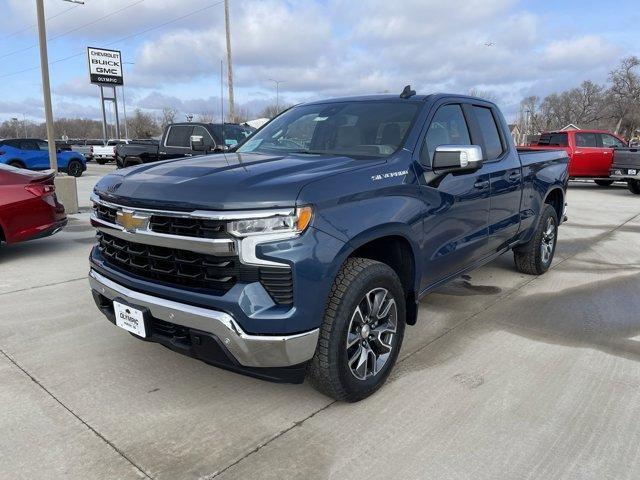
left=92, top=201, right=227, bottom=240
left=94, top=203, right=117, bottom=224
left=97, top=232, right=293, bottom=304
left=149, top=215, right=227, bottom=239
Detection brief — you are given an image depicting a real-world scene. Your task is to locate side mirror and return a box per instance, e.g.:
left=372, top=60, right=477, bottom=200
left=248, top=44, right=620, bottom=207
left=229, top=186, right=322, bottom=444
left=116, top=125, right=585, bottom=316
left=215, top=144, right=230, bottom=152
left=190, top=135, right=205, bottom=151
left=432, top=145, right=483, bottom=172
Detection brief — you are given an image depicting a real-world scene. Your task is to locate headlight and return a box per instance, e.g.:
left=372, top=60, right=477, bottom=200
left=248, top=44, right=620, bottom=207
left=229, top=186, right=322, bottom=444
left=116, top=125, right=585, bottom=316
left=228, top=206, right=313, bottom=237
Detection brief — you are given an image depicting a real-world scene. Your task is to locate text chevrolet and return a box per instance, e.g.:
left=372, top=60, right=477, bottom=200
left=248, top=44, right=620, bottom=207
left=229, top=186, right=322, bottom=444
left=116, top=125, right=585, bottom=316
left=89, top=90, right=569, bottom=401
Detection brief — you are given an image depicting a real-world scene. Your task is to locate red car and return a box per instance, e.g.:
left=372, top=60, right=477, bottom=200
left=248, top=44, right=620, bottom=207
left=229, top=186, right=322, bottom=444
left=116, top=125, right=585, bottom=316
left=526, top=130, right=627, bottom=185
left=0, top=164, right=66, bottom=245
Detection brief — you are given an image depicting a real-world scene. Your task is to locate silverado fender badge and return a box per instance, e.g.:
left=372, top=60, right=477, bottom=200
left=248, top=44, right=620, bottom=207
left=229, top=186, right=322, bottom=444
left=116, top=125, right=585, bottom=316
left=371, top=170, right=408, bottom=182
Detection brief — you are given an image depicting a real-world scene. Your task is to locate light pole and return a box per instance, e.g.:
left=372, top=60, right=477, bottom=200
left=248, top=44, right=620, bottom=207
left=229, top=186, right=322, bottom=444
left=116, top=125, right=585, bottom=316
left=269, top=79, right=284, bottom=113
left=35, top=0, right=57, bottom=171
left=224, top=0, right=235, bottom=122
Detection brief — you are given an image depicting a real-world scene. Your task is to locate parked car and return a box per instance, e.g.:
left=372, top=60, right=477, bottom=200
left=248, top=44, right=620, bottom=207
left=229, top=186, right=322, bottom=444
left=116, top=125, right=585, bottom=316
left=526, top=129, right=627, bottom=186
left=0, top=163, right=66, bottom=245
left=0, top=138, right=86, bottom=177
left=611, top=147, right=640, bottom=194
left=93, top=139, right=131, bottom=165
left=89, top=90, right=569, bottom=401
left=71, top=139, right=103, bottom=162
left=115, top=123, right=253, bottom=168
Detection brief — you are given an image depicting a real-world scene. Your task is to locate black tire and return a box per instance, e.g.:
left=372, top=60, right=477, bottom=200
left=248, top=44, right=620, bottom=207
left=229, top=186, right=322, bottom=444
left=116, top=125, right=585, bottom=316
left=514, top=204, right=558, bottom=275
left=96, top=158, right=107, bottom=165
left=307, top=257, right=406, bottom=402
left=594, top=180, right=614, bottom=187
left=8, top=160, right=25, bottom=169
left=67, top=159, right=83, bottom=177
left=629, top=179, right=640, bottom=195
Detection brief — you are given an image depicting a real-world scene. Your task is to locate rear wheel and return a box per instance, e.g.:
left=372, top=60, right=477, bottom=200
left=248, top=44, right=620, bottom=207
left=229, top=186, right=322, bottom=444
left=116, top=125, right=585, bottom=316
left=629, top=179, right=640, bottom=195
left=67, top=159, right=83, bottom=177
left=307, top=257, right=406, bottom=402
left=594, top=179, right=614, bottom=187
left=514, top=204, right=558, bottom=275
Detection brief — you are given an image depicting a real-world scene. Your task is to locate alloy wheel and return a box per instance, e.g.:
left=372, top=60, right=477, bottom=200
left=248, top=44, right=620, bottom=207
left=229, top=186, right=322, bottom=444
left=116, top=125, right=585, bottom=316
left=540, top=216, right=556, bottom=265
left=346, top=287, right=398, bottom=380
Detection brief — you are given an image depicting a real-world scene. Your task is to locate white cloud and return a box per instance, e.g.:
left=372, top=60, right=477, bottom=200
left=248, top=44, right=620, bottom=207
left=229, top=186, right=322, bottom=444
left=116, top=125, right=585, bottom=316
left=0, top=0, right=632, bottom=121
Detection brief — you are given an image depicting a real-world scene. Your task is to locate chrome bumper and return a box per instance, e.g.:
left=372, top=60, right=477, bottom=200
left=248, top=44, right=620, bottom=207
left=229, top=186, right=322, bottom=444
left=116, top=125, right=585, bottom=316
left=89, top=269, right=319, bottom=368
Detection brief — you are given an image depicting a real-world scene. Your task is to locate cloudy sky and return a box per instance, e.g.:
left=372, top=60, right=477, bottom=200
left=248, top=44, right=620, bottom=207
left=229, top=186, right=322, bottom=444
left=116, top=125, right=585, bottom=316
left=0, top=0, right=638, bottom=124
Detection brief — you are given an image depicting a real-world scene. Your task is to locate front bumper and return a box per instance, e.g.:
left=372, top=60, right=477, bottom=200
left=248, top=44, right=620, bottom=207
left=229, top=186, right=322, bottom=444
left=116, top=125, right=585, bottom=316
left=89, top=269, right=319, bottom=382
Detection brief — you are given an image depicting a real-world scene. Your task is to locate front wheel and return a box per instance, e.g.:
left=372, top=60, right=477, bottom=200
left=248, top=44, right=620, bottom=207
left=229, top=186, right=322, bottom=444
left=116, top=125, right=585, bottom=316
left=514, top=204, right=558, bottom=275
left=67, top=159, right=83, bottom=177
left=594, top=179, right=614, bottom=187
left=629, top=179, right=640, bottom=195
left=307, top=257, right=406, bottom=402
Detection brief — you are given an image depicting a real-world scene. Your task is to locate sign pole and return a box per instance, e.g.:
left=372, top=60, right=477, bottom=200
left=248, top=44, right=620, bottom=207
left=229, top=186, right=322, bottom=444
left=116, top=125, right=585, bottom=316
left=100, top=85, right=108, bottom=143
left=35, top=0, right=57, bottom=172
left=113, top=86, right=121, bottom=139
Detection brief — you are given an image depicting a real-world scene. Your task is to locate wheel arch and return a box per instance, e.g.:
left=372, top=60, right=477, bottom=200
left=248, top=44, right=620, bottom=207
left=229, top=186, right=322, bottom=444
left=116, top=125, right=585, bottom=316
left=543, top=187, right=564, bottom=222
left=346, top=231, right=419, bottom=326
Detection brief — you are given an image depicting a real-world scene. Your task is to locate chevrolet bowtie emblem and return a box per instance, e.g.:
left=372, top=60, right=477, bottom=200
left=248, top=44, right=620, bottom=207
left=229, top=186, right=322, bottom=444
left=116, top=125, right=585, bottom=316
left=116, top=210, right=149, bottom=232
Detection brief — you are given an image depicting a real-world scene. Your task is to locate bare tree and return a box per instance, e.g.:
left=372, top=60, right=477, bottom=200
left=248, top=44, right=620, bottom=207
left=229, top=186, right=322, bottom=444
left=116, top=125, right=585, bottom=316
left=467, top=88, right=498, bottom=103
left=159, top=107, right=177, bottom=129
left=608, top=56, right=640, bottom=134
left=128, top=109, right=159, bottom=139
left=196, top=113, right=214, bottom=123
left=260, top=103, right=291, bottom=119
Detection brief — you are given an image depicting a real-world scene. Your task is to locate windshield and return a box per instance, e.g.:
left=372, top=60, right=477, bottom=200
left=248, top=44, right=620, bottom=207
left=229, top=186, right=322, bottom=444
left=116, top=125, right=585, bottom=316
left=213, top=125, right=253, bottom=147
left=237, top=101, right=419, bottom=158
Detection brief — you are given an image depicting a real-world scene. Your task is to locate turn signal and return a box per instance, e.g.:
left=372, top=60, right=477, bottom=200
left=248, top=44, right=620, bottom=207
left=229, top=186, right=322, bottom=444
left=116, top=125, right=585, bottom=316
left=296, top=206, right=313, bottom=232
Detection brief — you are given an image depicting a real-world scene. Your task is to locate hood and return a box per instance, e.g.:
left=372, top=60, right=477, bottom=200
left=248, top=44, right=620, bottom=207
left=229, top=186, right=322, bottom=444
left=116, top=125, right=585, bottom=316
left=94, top=152, right=383, bottom=210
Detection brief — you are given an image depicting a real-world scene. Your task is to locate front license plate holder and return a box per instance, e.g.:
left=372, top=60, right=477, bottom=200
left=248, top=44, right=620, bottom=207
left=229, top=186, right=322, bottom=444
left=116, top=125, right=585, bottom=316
left=113, top=299, right=148, bottom=338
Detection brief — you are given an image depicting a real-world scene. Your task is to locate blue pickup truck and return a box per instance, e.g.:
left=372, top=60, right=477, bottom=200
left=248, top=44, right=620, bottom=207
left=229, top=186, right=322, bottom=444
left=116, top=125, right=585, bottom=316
left=89, top=90, right=569, bottom=401
left=0, top=138, right=86, bottom=177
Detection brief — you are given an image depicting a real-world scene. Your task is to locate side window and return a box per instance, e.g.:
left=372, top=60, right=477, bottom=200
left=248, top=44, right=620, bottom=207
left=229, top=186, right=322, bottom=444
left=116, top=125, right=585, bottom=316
left=37, top=141, right=49, bottom=151
left=422, top=104, right=471, bottom=164
left=549, top=133, right=568, bottom=146
left=192, top=126, right=215, bottom=148
left=575, top=132, right=597, bottom=148
left=20, top=140, right=38, bottom=151
left=601, top=134, right=625, bottom=149
left=165, top=125, right=194, bottom=148
left=473, top=106, right=504, bottom=160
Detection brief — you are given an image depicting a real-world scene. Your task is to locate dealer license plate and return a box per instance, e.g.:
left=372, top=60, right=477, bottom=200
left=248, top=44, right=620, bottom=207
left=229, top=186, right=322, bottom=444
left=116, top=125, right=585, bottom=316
left=114, top=301, right=146, bottom=337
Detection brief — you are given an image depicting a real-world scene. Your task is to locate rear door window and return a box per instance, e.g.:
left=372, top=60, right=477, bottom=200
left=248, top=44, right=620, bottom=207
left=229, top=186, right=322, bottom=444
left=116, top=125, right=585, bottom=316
left=165, top=125, right=194, bottom=148
left=575, top=132, right=598, bottom=148
left=473, top=106, right=505, bottom=160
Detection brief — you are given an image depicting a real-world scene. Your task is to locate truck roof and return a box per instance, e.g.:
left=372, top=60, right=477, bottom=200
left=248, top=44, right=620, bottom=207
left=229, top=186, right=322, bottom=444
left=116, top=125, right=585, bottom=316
left=544, top=129, right=620, bottom=135
left=303, top=92, right=496, bottom=106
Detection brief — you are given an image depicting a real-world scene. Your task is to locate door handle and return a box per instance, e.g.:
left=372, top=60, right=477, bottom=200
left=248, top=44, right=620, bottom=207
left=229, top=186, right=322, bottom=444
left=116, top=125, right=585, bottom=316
left=509, top=172, right=521, bottom=182
left=474, top=180, right=489, bottom=189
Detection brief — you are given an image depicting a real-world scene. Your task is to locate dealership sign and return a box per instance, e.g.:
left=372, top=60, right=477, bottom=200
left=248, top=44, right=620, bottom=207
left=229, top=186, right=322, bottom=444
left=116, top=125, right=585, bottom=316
left=87, top=47, right=123, bottom=85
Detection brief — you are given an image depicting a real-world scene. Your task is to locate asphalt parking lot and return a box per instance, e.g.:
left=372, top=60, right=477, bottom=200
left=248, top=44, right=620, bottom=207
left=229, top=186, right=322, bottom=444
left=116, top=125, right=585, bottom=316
left=1, top=163, right=640, bottom=479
